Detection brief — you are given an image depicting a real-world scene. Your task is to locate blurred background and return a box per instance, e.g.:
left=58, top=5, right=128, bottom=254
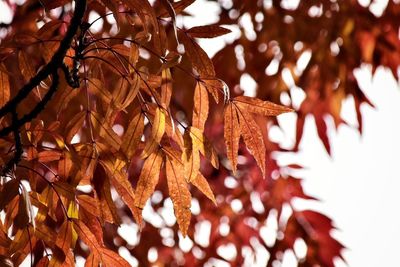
left=2, top=0, right=400, bottom=266
left=183, top=1, right=400, bottom=266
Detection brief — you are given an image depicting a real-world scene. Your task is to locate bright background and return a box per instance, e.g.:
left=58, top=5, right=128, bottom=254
left=184, top=1, right=400, bottom=266
left=2, top=0, right=400, bottom=266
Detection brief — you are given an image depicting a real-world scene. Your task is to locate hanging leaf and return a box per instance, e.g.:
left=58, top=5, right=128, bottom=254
left=0, top=65, right=10, bottom=109
left=224, top=102, right=240, bottom=174
left=191, top=173, right=216, bottom=205
left=236, top=105, right=266, bottom=176
left=121, top=111, right=144, bottom=159
left=165, top=155, right=191, bottom=237
left=192, top=81, right=209, bottom=131
left=234, top=96, right=293, bottom=117
left=134, top=150, right=163, bottom=209
left=186, top=25, right=231, bottom=38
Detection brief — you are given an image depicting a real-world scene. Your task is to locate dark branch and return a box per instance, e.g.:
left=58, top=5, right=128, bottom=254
left=0, top=0, right=87, bottom=120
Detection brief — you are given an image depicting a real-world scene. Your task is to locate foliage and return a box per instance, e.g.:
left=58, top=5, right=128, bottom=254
left=0, top=0, right=397, bottom=266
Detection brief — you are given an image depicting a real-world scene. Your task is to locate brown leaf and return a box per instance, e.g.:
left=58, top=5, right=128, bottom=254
left=141, top=107, right=166, bottom=158
left=37, top=150, right=62, bottom=162
left=121, top=111, right=144, bottom=159
left=0, top=65, right=10, bottom=109
left=98, top=247, right=131, bottom=267
left=158, top=0, right=195, bottom=17
left=236, top=105, right=266, bottom=176
left=87, top=78, right=112, bottom=105
left=0, top=179, right=19, bottom=210
left=188, top=127, right=219, bottom=169
left=90, top=111, right=121, bottom=150
left=107, top=167, right=142, bottom=225
left=165, top=156, right=191, bottom=237
left=192, top=81, right=209, bottom=131
left=77, top=195, right=101, bottom=217
left=73, top=220, right=101, bottom=254
left=182, top=130, right=200, bottom=183
left=224, top=102, right=240, bottom=173
left=161, top=68, right=173, bottom=109
left=65, top=110, right=86, bottom=144
left=234, top=96, right=294, bottom=117
left=191, top=173, right=216, bottom=205
left=187, top=25, right=231, bottom=38
left=134, top=150, right=163, bottom=209
left=180, top=33, right=215, bottom=77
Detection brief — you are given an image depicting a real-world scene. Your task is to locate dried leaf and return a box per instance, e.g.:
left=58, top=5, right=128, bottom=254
left=192, top=81, right=209, bottom=131
left=121, top=111, right=144, bottom=159
left=187, top=25, right=231, bottom=38
left=134, top=150, right=163, bottom=209
left=165, top=156, right=191, bottom=236
left=237, top=106, right=266, bottom=176
left=224, top=102, right=240, bottom=173
left=191, top=173, right=216, bottom=205
left=0, top=65, right=10, bottom=109
left=234, top=96, right=294, bottom=116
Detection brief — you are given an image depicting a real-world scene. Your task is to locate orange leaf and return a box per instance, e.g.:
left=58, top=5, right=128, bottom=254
left=189, top=127, right=219, bottom=169
left=37, top=150, right=62, bottom=162
left=73, top=220, right=101, bottom=253
left=90, top=111, right=121, bottom=150
left=236, top=105, right=266, bottom=176
left=182, top=130, right=200, bottom=183
left=121, top=111, right=144, bottom=159
left=187, top=25, right=231, bottom=38
left=192, top=81, right=209, bottom=131
left=98, top=247, right=131, bottom=267
left=87, top=78, right=112, bottom=105
left=0, top=65, right=10, bottom=109
left=108, top=168, right=143, bottom=225
left=141, top=107, right=166, bottom=158
left=161, top=68, right=173, bottom=109
left=134, top=150, right=163, bottom=209
left=65, top=110, right=86, bottom=144
left=234, top=96, right=294, bottom=117
left=191, top=173, right=216, bottom=205
left=223, top=102, right=240, bottom=173
left=180, top=33, right=215, bottom=77
left=165, top=156, right=191, bottom=237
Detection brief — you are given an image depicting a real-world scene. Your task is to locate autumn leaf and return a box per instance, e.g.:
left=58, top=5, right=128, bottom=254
left=134, top=150, right=163, bottom=209
left=165, top=155, right=191, bottom=237
left=186, top=25, right=231, bottom=38
left=236, top=104, right=266, bottom=176
left=0, top=65, right=10, bottom=109
left=234, top=95, right=294, bottom=116
left=192, top=81, right=209, bottom=131
left=121, top=111, right=144, bottom=159
left=191, top=173, right=216, bottom=205
left=224, top=102, right=240, bottom=173
left=182, top=129, right=200, bottom=183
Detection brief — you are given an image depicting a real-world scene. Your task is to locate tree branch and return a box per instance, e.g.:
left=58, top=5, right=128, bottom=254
left=0, top=0, right=87, bottom=120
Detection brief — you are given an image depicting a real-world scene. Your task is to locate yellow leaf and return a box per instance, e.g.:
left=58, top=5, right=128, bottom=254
left=182, top=130, right=200, bottom=182
left=189, top=127, right=219, bottom=169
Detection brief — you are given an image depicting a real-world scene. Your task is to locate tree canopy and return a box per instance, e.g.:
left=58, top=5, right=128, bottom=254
left=0, top=0, right=398, bottom=266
